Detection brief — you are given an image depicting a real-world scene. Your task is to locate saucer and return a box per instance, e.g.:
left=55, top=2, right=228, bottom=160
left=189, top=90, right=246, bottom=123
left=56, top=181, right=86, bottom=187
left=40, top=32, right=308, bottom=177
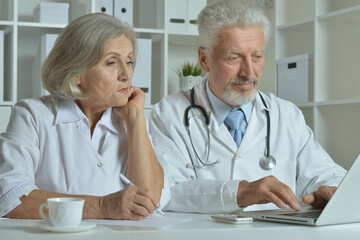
left=35, top=221, right=96, bottom=233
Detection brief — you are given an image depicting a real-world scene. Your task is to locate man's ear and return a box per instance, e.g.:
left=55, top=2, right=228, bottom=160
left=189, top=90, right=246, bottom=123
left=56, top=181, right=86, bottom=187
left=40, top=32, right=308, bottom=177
left=198, top=47, right=210, bottom=73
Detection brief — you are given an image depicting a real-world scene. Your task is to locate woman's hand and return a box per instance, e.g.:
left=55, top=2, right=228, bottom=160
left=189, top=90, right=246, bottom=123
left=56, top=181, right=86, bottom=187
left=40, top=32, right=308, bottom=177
left=99, top=186, right=158, bottom=220
left=113, top=86, right=146, bottom=125
left=112, top=86, right=164, bottom=204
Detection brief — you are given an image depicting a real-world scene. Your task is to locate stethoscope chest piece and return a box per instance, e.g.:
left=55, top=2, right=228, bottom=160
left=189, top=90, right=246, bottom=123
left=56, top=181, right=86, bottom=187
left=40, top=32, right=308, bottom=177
left=259, top=155, right=276, bottom=170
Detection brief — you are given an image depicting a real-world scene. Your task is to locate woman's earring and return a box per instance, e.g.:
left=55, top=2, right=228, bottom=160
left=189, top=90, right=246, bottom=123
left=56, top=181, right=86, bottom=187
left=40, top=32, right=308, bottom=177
left=75, top=76, right=81, bottom=85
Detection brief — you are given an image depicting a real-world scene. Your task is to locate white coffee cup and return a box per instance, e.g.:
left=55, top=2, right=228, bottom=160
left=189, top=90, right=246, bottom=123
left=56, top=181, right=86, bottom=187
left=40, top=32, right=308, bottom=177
left=39, top=197, right=85, bottom=227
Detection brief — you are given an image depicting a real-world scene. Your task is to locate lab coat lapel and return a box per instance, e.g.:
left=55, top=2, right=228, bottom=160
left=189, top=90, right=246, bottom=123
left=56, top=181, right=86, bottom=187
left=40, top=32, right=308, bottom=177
left=193, top=80, right=238, bottom=154
left=211, top=122, right=238, bottom=153
left=237, top=92, right=268, bottom=155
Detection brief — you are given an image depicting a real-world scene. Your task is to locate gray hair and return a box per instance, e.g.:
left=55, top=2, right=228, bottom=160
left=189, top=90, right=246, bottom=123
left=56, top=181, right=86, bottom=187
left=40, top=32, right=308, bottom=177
left=198, top=0, right=271, bottom=56
left=41, top=13, right=137, bottom=99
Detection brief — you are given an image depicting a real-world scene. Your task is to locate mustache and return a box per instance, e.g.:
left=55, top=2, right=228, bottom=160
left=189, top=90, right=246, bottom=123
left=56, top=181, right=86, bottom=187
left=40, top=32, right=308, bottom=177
left=230, top=78, right=258, bottom=84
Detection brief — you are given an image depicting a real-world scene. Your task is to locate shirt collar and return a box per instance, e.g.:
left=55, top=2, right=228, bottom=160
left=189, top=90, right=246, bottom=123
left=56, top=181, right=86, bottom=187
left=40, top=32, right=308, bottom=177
left=56, top=97, right=86, bottom=124
left=55, top=98, right=123, bottom=135
left=205, top=78, right=254, bottom=126
left=98, top=108, right=125, bottom=135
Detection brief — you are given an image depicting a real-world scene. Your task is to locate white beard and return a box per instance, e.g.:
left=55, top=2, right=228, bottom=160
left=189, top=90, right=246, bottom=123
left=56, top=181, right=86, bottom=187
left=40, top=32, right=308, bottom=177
left=222, top=78, right=258, bottom=106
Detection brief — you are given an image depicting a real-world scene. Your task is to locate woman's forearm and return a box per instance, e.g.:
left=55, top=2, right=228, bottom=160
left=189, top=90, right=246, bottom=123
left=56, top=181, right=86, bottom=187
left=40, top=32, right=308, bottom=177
left=4, top=189, right=101, bottom=219
left=125, top=114, right=164, bottom=203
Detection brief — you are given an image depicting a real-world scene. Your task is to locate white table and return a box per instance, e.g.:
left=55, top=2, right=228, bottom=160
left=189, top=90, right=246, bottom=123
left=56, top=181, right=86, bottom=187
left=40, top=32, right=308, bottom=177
left=1, top=212, right=360, bottom=240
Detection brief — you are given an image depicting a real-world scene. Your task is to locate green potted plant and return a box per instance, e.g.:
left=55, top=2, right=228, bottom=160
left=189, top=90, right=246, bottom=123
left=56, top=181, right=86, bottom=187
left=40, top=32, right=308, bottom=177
left=175, top=61, right=204, bottom=91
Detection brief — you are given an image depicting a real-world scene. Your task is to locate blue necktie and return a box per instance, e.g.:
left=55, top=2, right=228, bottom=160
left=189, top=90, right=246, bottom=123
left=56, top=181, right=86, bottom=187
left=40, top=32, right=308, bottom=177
left=224, top=109, right=244, bottom=147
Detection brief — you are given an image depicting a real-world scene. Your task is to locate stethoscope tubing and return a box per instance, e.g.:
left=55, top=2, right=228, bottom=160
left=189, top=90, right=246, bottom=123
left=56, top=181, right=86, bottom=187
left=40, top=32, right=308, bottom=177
left=258, top=93, right=271, bottom=158
left=184, top=86, right=275, bottom=176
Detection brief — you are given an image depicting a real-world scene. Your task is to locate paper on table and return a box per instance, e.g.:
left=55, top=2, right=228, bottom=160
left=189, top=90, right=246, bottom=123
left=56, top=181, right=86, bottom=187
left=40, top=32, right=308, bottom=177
left=86, top=215, right=191, bottom=229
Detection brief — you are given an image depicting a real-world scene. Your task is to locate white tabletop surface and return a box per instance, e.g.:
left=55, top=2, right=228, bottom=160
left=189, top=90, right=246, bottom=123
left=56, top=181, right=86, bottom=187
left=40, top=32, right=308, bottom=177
left=2, top=212, right=360, bottom=240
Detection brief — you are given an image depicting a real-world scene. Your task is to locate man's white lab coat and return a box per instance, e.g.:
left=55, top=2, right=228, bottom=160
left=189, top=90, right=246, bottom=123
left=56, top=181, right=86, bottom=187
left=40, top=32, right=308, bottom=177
left=148, top=79, right=346, bottom=213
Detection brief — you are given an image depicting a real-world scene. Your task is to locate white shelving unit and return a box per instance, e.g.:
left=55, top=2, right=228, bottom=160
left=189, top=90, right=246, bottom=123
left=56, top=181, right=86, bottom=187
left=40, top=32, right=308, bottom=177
left=0, top=0, right=276, bottom=131
left=275, top=0, right=360, bottom=170
left=0, top=0, right=199, bottom=130
left=0, top=0, right=276, bottom=133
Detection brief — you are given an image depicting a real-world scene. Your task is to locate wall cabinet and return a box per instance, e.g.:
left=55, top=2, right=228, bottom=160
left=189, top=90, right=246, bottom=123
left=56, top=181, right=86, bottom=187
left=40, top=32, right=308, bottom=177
left=275, top=0, right=360, bottom=169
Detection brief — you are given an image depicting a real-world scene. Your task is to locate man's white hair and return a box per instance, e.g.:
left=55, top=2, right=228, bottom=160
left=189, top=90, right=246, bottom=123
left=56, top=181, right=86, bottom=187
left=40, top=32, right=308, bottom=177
left=198, top=0, right=271, bottom=57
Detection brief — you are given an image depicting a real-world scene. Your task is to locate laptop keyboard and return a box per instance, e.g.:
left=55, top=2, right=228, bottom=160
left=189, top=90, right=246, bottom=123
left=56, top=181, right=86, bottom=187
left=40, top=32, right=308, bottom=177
left=279, top=211, right=322, bottom=219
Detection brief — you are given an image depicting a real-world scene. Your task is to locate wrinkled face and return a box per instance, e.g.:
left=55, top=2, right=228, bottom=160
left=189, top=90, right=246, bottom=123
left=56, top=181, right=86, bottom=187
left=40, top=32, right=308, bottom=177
left=199, top=25, right=265, bottom=106
left=76, top=35, right=134, bottom=109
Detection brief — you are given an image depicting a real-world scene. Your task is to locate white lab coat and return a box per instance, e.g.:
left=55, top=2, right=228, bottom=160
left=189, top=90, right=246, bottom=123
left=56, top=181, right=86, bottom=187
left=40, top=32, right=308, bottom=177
left=148, top=78, right=346, bottom=213
left=0, top=96, right=170, bottom=216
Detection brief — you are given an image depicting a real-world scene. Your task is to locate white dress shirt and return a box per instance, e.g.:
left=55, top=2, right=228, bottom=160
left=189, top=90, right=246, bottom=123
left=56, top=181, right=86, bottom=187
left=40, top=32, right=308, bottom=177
left=0, top=96, right=170, bottom=216
left=205, top=77, right=253, bottom=132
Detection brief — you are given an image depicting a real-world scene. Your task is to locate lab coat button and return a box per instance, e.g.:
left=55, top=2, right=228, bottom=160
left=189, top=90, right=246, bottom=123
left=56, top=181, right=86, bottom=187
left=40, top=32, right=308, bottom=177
left=190, top=176, right=195, bottom=179
left=97, top=162, right=103, bottom=167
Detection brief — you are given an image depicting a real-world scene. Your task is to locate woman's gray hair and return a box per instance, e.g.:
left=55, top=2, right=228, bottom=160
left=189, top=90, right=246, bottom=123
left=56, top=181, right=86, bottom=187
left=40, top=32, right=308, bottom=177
left=41, top=13, right=137, bottom=99
left=198, top=0, right=271, bottom=57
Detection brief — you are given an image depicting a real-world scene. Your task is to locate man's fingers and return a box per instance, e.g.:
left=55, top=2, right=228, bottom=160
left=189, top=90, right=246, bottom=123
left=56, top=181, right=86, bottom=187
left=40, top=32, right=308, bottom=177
left=265, top=192, right=287, bottom=209
left=274, top=184, right=301, bottom=211
left=260, top=176, right=301, bottom=211
left=302, top=193, right=315, bottom=205
left=238, top=176, right=301, bottom=210
left=302, top=192, right=325, bottom=208
left=302, top=186, right=337, bottom=209
left=317, top=186, right=337, bottom=201
left=284, top=198, right=301, bottom=211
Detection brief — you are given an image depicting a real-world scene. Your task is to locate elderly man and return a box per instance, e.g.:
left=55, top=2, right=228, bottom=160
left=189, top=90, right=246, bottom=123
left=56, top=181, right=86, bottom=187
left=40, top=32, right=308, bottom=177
left=148, top=0, right=346, bottom=213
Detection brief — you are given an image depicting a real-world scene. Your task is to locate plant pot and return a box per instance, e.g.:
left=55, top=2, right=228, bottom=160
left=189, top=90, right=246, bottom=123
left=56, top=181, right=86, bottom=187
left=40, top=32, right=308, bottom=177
left=179, top=75, right=203, bottom=91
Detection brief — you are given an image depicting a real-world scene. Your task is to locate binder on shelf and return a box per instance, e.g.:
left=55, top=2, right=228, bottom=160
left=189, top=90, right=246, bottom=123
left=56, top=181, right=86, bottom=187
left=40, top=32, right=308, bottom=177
left=167, top=0, right=187, bottom=32
left=32, top=34, right=58, bottom=98
left=132, top=39, right=152, bottom=105
left=277, top=54, right=313, bottom=104
left=187, top=0, right=206, bottom=32
left=114, top=0, right=133, bottom=25
left=94, top=0, right=114, bottom=15
left=95, top=0, right=133, bottom=25
left=168, top=0, right=206, bottom=32
left=0, top=31, right=3, bottom=102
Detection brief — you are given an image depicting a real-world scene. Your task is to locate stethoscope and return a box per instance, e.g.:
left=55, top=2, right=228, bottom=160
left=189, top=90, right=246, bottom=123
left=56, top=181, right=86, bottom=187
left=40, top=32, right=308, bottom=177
left=184, top=87, right=276, bottom=178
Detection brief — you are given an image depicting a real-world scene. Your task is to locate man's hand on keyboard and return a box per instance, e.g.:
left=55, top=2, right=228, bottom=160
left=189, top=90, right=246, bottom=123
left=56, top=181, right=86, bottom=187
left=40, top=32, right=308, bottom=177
left=302, top=186, right=337, bottom=209
left=237, top=175, right=301, bottom=211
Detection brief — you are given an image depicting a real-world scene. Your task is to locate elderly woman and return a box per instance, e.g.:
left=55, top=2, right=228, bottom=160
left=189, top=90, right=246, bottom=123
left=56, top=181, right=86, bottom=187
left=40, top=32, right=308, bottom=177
left=0, top=13, right=169, bottom=220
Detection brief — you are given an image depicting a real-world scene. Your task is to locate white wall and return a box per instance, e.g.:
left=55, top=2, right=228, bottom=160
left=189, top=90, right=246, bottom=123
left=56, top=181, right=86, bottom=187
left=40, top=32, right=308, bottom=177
left=259, top=8, right=276, bottom=94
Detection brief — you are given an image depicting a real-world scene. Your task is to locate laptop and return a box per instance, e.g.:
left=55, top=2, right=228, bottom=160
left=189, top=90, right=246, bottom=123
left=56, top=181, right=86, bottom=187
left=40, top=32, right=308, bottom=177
left=243, top=154, right=360, bottom=226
